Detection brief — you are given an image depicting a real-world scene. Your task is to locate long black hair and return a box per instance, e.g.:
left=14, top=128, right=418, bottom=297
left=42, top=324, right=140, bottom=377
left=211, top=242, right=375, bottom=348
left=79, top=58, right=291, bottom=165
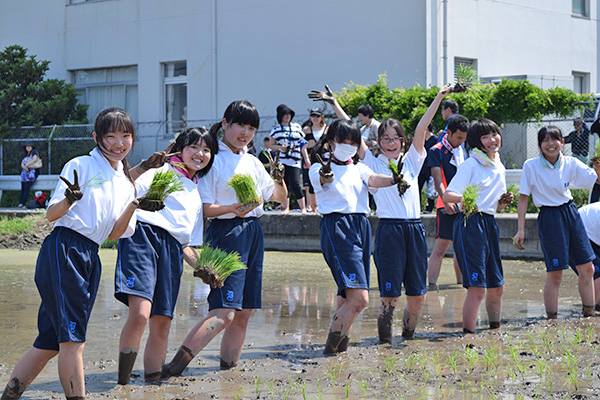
left=94, top=107, right=136, bottom=185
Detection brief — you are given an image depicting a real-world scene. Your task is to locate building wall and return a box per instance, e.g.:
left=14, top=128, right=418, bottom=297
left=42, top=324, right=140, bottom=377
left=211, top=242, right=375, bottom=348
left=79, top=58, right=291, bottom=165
left=0, top=0, right=597, bottom=126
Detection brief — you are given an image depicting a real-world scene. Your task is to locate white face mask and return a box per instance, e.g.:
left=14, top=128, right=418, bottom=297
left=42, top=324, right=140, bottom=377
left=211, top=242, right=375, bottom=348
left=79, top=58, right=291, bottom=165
left=333, top=142, right=358, bottom=162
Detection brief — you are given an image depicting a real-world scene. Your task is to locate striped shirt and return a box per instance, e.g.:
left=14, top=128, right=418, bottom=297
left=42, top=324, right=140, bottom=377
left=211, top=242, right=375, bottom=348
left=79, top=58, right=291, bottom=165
left=270, top=122, right=305, bottom=168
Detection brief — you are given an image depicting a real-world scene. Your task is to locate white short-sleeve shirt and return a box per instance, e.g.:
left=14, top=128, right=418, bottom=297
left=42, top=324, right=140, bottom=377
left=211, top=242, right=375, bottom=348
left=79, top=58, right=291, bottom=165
left=48, top=148, right=136, bottom=245
left=135, top=164, right=203, bottom=246
left=361, top=145, right=426, bottom=219
left=578, top=202, right=600, bottom=246
left=519, top=156, right=597, bottom=207
left=446, top=156, right=506, bottom=215
left=198, top=141, right=275, bottom=219
left=308, top=160, right=375, bottom=215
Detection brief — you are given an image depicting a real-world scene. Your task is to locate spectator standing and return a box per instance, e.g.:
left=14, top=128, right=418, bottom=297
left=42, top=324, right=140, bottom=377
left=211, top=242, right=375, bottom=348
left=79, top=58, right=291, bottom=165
left=18, top=143, right=40, bottom=208
left=269, top=104, right=307, bottom=214
left=437, top=99, right=459, bottom=142
left=357, top=104, right=381, bottom=156
left=564, top=116, right=591, bottom=165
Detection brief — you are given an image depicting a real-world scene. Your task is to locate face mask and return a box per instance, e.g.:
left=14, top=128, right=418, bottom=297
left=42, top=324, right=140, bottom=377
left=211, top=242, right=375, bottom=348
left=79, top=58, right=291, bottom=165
left=333, top=142, right=357, bottom=162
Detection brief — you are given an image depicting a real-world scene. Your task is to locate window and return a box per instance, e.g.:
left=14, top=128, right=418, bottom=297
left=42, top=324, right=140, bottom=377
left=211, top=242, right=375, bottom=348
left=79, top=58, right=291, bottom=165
left=454, top=57, right=477, bottom=80
left=163, top=62, right=187, bottom=136
left=72, top=66, right=138, bottom=122
left=572, top=0, right=589, bottom=17
left=572, top=71, right=589, bottom=94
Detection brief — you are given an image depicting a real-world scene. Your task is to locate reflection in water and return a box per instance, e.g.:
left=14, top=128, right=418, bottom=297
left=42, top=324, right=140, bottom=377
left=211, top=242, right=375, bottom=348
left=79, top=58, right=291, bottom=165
left=0, top=249, right=585, bottom=398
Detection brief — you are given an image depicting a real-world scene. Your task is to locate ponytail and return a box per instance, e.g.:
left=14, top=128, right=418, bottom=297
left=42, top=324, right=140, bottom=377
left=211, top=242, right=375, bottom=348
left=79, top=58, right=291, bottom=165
left=208, top=121, right=222, bottom=154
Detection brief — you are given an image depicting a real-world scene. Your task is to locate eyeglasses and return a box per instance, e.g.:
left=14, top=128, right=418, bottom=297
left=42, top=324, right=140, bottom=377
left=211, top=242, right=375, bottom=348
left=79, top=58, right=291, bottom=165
left=380, top=137, right=402, bottom=144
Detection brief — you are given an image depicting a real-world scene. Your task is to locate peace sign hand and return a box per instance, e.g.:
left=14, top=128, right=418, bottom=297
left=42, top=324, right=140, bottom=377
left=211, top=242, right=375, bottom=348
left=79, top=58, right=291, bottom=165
left=265, top=150, right=285, bottom=183
left=60, top=169, right=83, bottom=204
left=140, top=151, right=181, bottom=171
left=316, top=153, right=334, bottom=183
left=308, top=85, right=335, bottom=105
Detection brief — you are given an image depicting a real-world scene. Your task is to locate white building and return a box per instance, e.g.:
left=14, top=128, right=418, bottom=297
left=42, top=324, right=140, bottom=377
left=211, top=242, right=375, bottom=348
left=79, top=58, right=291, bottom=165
left=0, top=0, right=597, bottom=156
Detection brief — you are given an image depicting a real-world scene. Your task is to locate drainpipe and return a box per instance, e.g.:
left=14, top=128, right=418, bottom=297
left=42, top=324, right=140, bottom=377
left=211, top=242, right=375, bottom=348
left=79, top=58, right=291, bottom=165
left=212, top=0, right=218, bottom=118
left=442, top=0, right=448, bottom=84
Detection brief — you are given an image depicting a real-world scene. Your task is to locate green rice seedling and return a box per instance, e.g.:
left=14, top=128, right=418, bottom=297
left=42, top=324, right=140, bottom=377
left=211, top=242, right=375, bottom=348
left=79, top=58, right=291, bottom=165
left=388, top=158, right=410, bottom=196
left=461, top=184, right=480, bottom=221
left=254, top=376, right=262, bottom=398
left=384, top=354, right=398, bottom=376
left=483, top=347, right=499, bottom=372
left=568, top=367, right=579, bottom=391
left=463, top=345, right=478, bottom=372
left=586, top=324, right=596, bottom=344
left=145, top=169, right=184, bottom=202
left=80, top=173, right=105, bottom=190
left=447, top=350, right=459, bottom=375
left=227, top=173, right=262, bottom=212
left=450, top=64, right=480, bottom=93
left=194, top=244, right=246, bottom=288
left=541, top=330, right=553, bottom=356
left=345, top=382, right=350, bottom=398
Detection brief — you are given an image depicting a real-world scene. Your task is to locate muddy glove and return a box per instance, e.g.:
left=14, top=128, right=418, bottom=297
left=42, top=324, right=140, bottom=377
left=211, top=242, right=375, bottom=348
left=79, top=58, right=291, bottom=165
left=140, top=150, right=181, bottom=171
left=266, top=150, right=285, bottom=183
left=316, top=153, right=334, bottom=184
left=391, top=159, right=411, bottom=196
left=60, top=169, right=83, bottom=205
left=133, top=197, right=165, bottom=212
left=308, top=84, right=335, bottom=105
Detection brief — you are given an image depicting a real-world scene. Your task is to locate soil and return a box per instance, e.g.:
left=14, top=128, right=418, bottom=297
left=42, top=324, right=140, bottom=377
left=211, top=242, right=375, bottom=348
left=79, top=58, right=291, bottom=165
left=0, top=213, right=53, bottom=250
left=193, top=265, right=224, bottom=288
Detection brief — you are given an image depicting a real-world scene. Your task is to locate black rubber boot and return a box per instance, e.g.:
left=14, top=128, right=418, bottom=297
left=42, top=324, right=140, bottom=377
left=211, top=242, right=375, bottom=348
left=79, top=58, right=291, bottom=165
left=378, top=306, right=394, bottom=343
left=1, top=377, right=26, bottom=399
left=489, top=321, right=501, bottom=329
left=162, top=345, right=194, bottom=377
left=117, top=348, right=138, bottom=385
left=323, top=331, right=344, bottom=355
left=220, top=358, right=237, bottom=370
left=337, top=335, right=350, bottom=353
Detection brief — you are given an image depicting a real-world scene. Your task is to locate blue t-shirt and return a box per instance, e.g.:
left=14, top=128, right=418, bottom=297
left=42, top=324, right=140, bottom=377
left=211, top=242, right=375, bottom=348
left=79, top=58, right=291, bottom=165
left=427, top=142, right=458, bottom=209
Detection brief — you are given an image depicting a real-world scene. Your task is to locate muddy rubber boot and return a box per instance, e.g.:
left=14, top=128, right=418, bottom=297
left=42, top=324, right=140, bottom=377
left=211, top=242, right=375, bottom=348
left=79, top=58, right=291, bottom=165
left=117, top=348, right=138, bottom=385
left=378, top=312, right=393, bottom=343
left=489, top=321, right=501, bottom=329
left=162, top=345, right=194, bottom=377
left=220, top=358, right=238, bottom=370
left=323, top=331, right=344, bottom=355
left=144, top=371, right=162, bottom=382
left=546, top=311, right=558, bottom=319
left=336, top=335, right=350, bottom=353
left=583, top=305, right=595, bottom=317
left=1, top=377, right=26, bottom=399
left=401, top=328, right=415, bottom=339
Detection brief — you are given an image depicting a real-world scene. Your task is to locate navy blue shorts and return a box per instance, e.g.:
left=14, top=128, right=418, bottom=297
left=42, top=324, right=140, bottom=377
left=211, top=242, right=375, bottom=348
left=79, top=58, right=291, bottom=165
left=374, top=219, right=428, bottom=297
left=453, top=212, right=504, bottom=289
left=436, top=208, right=456, bottom=240
left=539, top=201, right=595, bottom=272
left=204, top=217, right=264, bottom=311
left=115, top=222, right=184, bottom=318
left=569, top=241, right=600, bottom=280
left=33, top=227, right=101, bottom=350
left=320, top=213, right=371, bottom=297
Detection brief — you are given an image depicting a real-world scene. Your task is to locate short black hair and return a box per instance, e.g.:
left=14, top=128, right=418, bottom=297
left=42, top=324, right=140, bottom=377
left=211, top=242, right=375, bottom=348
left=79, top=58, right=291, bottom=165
left=442, top=99, right=459, bottom=114
left=447, top=114, right=469, bottom=134
left=466, top=119, right=502, bottom=152
left=356, top=104, right=374, bottom=119
left=537, top=125, right=563, bottom=148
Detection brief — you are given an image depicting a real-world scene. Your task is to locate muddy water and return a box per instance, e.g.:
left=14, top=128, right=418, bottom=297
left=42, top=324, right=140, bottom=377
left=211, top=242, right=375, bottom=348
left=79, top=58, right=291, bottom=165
left=0, top=249, right=590, bottom=399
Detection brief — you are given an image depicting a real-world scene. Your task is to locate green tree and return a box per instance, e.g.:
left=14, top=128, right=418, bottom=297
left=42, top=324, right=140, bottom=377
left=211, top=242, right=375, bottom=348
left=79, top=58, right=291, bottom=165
left=0, top=45, right=87, bottom=136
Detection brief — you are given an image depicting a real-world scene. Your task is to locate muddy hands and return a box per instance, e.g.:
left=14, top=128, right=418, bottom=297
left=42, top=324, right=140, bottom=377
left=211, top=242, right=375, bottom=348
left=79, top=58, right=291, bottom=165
left=391, top=159, right=410, bottom=196
left=308, top=84, right=335, bottom=105
left=60, top=170, right=83, bottom=204
left=498, top=192, right=514, bottom=205
left=316, top=153, right=334, bottom=183
left=265, top=150, right=285, bottom=183
left=140, top=150, right=181, bottom=171
left=136, top=197, right=165, bottom=212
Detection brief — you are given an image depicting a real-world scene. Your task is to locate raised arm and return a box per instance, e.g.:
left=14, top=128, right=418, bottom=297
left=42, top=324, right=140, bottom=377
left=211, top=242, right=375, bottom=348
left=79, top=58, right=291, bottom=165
left=413, top=84, right=451, bottom=155
left=308, top=85, right=351, bottom=121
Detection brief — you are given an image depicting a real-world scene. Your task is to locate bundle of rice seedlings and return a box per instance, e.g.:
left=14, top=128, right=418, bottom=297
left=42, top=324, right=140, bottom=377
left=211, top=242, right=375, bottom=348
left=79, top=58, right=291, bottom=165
left=193, top=244, right=247, bottom=288
left=449, top=64, right=480, bottom=93
left=461, top=183, right=480, bottom=224
left=146, top=169, right=184, bottom=202
left=388, top=158, right=410, bottom=196
left=227, top=174, right=263, bottom=212
left=499, top=183, right=517, bottom=205
left=591, top=141, right=600, bottom=166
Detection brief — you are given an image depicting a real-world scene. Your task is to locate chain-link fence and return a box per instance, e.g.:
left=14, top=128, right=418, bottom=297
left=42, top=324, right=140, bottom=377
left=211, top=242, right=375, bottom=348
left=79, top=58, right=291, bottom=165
left=3, top=113, right=595, bottom=175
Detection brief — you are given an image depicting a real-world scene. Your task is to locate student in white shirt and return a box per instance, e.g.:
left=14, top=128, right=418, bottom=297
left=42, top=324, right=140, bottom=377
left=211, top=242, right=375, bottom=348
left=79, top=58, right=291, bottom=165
left=308, top=118, right=399, bottom=354
left=443, top=119, right=513, bottom=334
left=513, top=126, right=600, bottom=318
left=115, top=127, right=217, bottom=384
left=2, top=107, right=141, bottom=400
left=162, top=100, right=287, bottom=376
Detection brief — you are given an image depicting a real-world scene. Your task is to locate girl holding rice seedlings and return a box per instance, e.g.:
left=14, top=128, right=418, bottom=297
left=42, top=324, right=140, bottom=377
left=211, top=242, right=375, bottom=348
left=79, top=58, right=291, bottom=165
left=306, top=113, right=401, bottom=355
left=2, top=107, right=141, bottom=400
left=114, top=126, right=217, bottom=384
left=162, top=100, right=287, bottom=376
left=443, top=119, right=513, bottom=334
left=513, top=126, right=600, bottom=319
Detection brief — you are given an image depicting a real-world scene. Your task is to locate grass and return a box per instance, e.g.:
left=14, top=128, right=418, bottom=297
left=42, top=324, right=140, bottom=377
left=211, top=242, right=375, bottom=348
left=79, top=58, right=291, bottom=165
left=0, top=215, right=37, bottom=234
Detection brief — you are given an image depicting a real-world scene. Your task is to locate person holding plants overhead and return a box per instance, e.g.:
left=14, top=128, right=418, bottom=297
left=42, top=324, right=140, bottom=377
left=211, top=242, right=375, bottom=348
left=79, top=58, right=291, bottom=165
left=443, top=119, right=514, bottom=334
left=162, top=100, right=287, bottom=376
left=513, top=125, right=600, bottom=319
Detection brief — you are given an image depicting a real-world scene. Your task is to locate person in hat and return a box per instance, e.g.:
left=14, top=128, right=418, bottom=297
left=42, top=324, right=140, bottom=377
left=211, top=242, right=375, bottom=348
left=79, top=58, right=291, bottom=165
left=269, top=104, right=307, bottom=214
left=564, top=116, right=591, bottom=165
left=301, top=106, right=328, bottom=213
left=18, top=143, right=40, bottom=208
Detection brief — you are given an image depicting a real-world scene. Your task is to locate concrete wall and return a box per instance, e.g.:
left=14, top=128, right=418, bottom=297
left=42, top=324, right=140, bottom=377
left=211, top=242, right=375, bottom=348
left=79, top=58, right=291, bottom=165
left=258, top=212, right=543, bottom=260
